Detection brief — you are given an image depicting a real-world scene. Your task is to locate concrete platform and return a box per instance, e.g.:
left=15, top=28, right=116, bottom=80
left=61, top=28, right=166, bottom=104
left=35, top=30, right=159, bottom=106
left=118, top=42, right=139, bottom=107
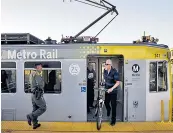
left=2, top=131, right=173, bottom=133
left=1, top=121, right=173, bottom=132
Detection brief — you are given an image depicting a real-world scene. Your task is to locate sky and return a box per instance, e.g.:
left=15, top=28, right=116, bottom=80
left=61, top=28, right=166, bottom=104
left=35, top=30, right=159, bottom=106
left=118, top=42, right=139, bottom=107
left=1, top=0, right=173, bottom=48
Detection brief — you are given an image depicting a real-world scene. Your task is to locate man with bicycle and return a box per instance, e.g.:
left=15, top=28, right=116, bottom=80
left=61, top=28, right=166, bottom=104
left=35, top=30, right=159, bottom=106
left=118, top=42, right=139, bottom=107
left=103, top=59, right=120, bottom=126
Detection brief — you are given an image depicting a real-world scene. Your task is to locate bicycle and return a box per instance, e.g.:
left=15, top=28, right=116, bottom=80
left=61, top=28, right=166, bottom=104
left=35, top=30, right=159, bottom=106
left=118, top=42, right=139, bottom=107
left=93, top=87, right=107, bottom=130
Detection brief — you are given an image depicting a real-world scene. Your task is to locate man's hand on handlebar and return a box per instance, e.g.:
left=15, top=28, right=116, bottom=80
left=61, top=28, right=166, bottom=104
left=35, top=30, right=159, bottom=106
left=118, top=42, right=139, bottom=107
left=107, top=88, right=113, bottom=93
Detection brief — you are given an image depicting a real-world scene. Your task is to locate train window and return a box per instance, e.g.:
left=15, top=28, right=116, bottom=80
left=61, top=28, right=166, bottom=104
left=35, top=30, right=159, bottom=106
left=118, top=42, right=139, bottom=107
left=158, top=61, right=168, bottom=92
left=24, top=61, right=61, bottom=68
left=1, top=62, right=16, bottom=93
left=101, top=62, right=105, bottom=82
left=149, top=61, right=168, bottom=92
left=88, top=62, right=96, bottom=71
left=1, top=62, right=16, bottom=68
left=149, top=62, right=157, bottom=92
left=24, top=61, right=61, bottom=94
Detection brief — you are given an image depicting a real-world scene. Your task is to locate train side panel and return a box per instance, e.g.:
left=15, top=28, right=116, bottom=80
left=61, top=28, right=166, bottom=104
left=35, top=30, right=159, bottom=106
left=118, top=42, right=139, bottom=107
left=1, top=58, right=87, bottom=122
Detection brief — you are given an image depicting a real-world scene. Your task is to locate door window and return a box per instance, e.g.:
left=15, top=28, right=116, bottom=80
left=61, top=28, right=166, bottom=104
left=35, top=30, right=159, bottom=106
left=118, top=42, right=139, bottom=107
left=101, top=62, right=105, bottom=83
left=149, top=61, right=168, bottom=92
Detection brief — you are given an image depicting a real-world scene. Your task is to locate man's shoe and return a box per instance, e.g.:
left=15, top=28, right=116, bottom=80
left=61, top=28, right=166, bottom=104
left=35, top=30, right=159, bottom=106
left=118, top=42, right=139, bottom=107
left=26, top=115, right=31, bottom=126
left=107, top=110, right=110, bottom=117
left=110, top=119, right=116, bottom=126
left=33, top=123, right=41, bottom=129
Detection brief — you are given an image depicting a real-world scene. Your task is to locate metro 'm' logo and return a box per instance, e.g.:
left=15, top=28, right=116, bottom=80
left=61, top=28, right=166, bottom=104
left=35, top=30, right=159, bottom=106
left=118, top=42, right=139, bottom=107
left=132, top=64, right=140, bottom=73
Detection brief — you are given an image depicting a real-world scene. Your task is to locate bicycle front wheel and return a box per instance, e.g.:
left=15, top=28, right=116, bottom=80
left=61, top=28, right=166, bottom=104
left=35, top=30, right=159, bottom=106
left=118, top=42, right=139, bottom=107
left=96, top=104, right=103, bottom=130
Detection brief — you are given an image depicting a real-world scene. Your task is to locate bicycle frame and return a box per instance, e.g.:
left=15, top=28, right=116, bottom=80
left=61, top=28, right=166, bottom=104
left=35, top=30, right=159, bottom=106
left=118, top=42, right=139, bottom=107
left=94, top=88, right=105, bottom=116
left=93, top=87, right=107, bottom=130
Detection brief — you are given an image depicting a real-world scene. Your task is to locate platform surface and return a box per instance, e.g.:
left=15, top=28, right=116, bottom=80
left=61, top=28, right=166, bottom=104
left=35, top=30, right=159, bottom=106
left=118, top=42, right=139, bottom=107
left=1, top=121, right=173, bottom=132
left=2, top=131, right=173, bottom=133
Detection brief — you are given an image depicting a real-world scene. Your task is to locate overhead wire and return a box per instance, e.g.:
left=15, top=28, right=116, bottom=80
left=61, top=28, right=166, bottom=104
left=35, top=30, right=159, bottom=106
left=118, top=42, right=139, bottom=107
left=94, top=14, right=118, bottom=38
left=74, top=0, right=108, bottom=10
left=73, top=0, right=118, bottom=38
left=62, top=0, right=118, bottom=41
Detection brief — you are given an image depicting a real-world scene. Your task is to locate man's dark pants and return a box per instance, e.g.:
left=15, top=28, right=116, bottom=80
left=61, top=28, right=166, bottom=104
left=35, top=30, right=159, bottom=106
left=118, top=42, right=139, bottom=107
left=105, top=92, right=117, bottom=121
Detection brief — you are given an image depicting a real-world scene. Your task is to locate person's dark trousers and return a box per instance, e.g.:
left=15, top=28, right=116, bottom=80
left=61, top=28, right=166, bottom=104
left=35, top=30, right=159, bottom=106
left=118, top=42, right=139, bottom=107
left=89, top=85, right=94, bottom=107
left=104, top=92, right=117, bottom=121
left=87, top=87, right=91, bottom=112
left=87, top=91, right=90, bottom=113
left=87, top=84, right=94, bottom=107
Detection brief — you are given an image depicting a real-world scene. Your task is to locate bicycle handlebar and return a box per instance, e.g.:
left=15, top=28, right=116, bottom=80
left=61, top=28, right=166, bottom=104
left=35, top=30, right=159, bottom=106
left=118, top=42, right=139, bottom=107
left=94, top=87, right=108, bottom=92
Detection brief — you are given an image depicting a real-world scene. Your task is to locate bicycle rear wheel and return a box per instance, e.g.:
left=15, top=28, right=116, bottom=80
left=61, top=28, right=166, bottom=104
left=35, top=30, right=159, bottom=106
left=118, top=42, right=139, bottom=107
left=96, top=104, right=103, bottom=130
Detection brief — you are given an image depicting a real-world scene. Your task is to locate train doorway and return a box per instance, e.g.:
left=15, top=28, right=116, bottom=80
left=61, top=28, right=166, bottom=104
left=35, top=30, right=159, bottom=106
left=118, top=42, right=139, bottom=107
left=86, top=55, right=124, bottom=122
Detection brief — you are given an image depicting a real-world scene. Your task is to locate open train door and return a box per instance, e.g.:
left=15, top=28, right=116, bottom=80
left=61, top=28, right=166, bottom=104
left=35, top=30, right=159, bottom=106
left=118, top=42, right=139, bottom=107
left=87, top=55, right=124, bottom=122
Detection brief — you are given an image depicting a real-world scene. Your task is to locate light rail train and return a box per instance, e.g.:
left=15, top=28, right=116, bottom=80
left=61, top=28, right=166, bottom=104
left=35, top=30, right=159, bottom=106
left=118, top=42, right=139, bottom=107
left=1, top=41, right=172, bottom=122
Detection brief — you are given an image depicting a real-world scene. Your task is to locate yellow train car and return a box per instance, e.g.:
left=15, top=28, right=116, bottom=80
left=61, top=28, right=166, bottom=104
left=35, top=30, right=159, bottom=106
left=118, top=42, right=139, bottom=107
left=171, top=48, right=173, bottom=74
